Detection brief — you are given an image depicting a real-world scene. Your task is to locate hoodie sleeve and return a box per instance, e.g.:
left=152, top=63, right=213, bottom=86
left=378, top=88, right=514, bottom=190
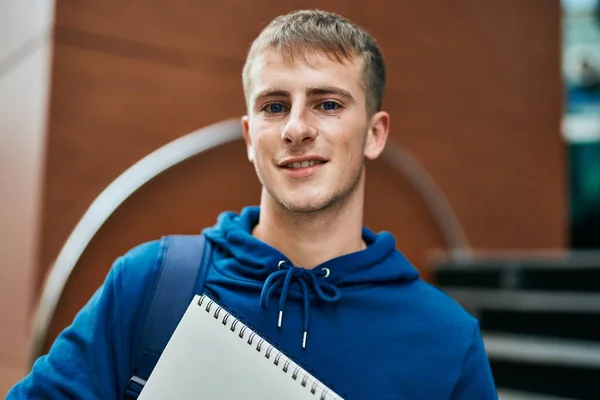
left=450, top=323, right=498, bottom=400
left=6, top=241, right=161, bottom=400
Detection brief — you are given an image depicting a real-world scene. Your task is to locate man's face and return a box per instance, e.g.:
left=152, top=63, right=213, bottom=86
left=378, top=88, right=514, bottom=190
left=242, top=50, right=385, bottom=213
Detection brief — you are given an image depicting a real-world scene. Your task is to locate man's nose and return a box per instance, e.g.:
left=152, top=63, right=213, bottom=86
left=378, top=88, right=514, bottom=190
left=281, top=107, right=317, bottom=144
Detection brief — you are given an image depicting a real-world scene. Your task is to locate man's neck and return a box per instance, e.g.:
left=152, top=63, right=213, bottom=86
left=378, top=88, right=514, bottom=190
left=252, top=187, right=366, bottom=269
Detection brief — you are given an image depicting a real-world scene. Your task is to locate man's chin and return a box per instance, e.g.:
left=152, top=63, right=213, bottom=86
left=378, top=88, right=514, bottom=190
left=277, top=194, right=336, bottom=214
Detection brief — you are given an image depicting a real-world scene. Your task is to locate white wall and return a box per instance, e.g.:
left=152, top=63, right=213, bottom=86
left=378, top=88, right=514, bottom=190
left=0, top=0, right=54, bottom=394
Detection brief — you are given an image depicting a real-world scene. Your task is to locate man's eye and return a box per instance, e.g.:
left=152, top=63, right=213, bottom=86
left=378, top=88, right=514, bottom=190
left=265, top=103, right=286, bottom=114
left=320, top=101, right=341, bottom=111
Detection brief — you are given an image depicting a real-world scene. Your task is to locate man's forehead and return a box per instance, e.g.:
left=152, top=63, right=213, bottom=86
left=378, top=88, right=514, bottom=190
left=255, top=49, right=360, bottom=72
left=248, top=50, right=363, bottom=95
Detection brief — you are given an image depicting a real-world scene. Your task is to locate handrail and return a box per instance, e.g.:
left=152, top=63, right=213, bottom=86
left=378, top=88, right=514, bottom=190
left=29, top=117, right=468, bottom=366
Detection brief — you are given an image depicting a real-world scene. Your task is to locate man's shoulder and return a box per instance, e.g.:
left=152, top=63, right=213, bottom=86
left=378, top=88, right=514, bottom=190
left=409, top=278, right=478, bottom=330
left=111, top=235, right=206, bottom=300
left=118, top=239, right=163, bottom=269
left=110, top=239, right=165, bottom=296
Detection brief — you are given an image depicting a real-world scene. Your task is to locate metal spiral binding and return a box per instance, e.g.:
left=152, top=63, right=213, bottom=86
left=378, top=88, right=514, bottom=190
left=197, top=295, right=334, bottom=400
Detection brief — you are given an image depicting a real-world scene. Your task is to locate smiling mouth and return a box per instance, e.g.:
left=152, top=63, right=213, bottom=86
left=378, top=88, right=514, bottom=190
left=281, top=160, right=327, bottom=169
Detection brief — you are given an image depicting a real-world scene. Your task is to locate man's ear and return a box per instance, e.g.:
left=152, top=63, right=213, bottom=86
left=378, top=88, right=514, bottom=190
left=241, top=115, right=254, bottom=162
left=364, top=111, right=390, bottom=160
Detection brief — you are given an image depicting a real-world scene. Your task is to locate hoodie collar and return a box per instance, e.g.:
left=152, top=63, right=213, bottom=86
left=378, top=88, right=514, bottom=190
left=203, top=206, right=419, bottom=286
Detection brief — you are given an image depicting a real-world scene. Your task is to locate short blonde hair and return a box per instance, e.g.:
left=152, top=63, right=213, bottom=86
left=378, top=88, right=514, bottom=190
left=242, top=9, right=386, bottom=116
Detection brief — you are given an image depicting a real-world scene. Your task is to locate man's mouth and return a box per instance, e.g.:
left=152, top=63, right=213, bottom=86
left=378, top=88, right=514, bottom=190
left=281, top=160, right=327, bottom=169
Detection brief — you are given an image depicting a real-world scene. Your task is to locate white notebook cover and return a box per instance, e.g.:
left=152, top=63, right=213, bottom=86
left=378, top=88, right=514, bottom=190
left=138, top=294, right=344, bottom=400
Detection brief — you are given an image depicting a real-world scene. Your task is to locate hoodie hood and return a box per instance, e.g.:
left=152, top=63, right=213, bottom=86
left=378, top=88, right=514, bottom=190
left=203, top=206, right=420, bottom=348
left=203, top=206, right=420, bottom=287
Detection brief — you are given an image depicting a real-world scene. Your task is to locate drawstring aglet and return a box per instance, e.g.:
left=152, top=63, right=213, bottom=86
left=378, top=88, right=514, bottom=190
left=278, top=310, right=283, bottom=328
left=302, top=331, right=308, bottom=349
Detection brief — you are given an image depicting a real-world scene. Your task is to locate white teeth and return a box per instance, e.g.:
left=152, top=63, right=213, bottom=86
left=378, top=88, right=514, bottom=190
left=286, top=160, right=323, bottom=169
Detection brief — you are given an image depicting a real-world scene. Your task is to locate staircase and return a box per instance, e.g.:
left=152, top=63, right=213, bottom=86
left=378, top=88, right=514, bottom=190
left=432, top=251, right=600, bottom=400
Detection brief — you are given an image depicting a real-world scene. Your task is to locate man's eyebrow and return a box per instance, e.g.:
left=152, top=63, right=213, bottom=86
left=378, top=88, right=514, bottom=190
left=253, top=87, right=289, bottom=106
left=306, top=86, right=354, bottom=101
left=252, top=85, right=355, bottom=107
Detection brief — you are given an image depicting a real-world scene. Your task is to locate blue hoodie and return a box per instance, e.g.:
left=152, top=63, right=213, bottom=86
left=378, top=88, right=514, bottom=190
left=8, top=207, right=497, bottom=399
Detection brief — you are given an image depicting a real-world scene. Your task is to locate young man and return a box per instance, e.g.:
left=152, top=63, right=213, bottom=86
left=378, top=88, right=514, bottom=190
left=8, top=9, right=497, bottom=399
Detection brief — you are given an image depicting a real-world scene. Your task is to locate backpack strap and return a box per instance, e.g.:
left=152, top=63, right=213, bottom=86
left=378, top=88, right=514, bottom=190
left=125, top=234, right=211, bottom=399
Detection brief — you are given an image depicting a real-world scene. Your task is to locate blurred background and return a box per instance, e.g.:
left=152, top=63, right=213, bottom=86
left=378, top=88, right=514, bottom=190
left=1, top=0, right=599, bottom=398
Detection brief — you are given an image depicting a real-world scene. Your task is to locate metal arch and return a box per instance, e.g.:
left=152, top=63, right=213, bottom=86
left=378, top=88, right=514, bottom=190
left=29, top=117, right=468, bottom=365
left=29, top=118, right=244, bottom=365
left=380, top=141, right=469, bottom=253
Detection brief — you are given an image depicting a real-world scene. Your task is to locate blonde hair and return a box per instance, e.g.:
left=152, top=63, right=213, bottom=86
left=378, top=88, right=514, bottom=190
left=242, top=9, right=386, bottom=115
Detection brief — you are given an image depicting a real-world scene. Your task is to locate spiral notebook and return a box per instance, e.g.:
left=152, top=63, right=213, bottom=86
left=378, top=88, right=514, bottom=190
left=138, top=294, right=344, bottom=400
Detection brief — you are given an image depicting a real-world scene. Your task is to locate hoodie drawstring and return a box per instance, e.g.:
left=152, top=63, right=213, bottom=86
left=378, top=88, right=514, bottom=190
left=259, top=261, right=341, bottom=349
